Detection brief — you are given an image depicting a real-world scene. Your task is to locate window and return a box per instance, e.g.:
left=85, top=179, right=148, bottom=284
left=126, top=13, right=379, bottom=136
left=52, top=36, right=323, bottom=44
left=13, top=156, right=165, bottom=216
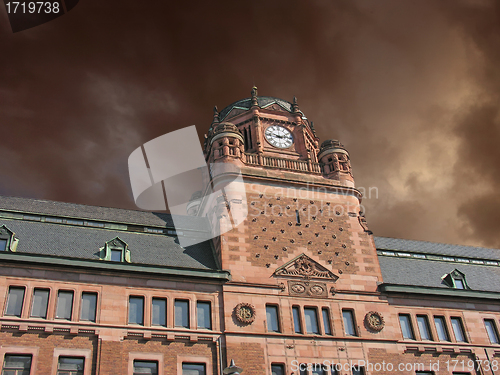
left=0, top=239, right=6, bottom=251
left=175, top=300, right=189, bottom=328
left=5, top=287, right=25, bottom=317
left=129, top=296, right=144, bottom=325
left=182, top=363, right=205, bottom=375
left=266, top=305, right=280, bottom=332
left=342, top=309, right=356, bottom=336
left=299, top=365, right=307, bottom=375
left=485, top=319, right=499, bottom=344
left=197, top=301, right=211, bottom=330
left=30, top=288, right=49, bottom=318
left=295, top=210, right=300, bottom=224
left=2, top=354, right=32, bottom=375
left=110, top=249, right=122, bottom=262
left=152, top=298, right=166, bottom=327
left=454, top=279, right=465, bottom=289
left=434, top=316, right=450, bottom=341
left=56, top=291, right=74, bottom=320
left=451, top=317, right=467, bottom=342
left=57, top=357, right=84, bottom=375
left=304, top=308, right=319, bottom=334
left=311, top=364, right=326, bottom=375
left=292, top=306, right=302, bottom=333
left=417, top=315, right=432, bottom=340
left=331, top=365, right=339, bottom=375
left=416, top=372, right=434, bottom=375
left=399, top=314, right=415, bottom=340
left=271, top=364, right=285, bottom=375
left=352, top=366, right=365, bottom=375
left=322, top=308, right=331, bottom=335
left=80, top=292, right=97, bottom=322
left=133, top=360, right=158, bottom=375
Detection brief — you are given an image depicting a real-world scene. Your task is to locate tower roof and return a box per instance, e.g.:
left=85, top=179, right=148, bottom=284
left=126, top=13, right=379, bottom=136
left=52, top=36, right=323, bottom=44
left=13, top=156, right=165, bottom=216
left=219, top=96, right=305, bottom=121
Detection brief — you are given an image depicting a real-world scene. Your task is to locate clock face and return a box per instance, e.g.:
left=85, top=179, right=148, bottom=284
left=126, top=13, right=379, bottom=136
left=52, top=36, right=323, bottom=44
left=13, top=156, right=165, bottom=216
left=265, top=126, right=293, bottom=148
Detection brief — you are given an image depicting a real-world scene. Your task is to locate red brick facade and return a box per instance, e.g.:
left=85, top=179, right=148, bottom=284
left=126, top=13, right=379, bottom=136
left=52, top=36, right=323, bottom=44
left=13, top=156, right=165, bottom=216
left=1, top=90, right=500, bottom=375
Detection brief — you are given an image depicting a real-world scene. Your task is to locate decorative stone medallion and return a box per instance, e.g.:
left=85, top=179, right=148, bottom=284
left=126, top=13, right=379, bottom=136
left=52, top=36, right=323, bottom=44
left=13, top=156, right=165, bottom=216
left=234, top=303, right=256, bottom=325
left=364, top=311, right=385, bottom=332
left=288, top=281, right=328, bottom=298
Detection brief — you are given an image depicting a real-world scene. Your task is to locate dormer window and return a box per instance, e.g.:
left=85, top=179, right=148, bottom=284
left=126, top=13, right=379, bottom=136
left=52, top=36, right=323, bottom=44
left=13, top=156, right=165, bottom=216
left=100, top=237, right=130, bottom=263
left=442, top=269, right=469, bottom=289
left=110, top=249, right=123, bottom=262
left=0, top=225, right=18, bottom=252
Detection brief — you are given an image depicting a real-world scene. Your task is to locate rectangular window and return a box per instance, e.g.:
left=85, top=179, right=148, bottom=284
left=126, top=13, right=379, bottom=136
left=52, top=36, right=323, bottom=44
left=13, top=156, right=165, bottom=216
left=454, top=279, right=465, bottom=289
left=80, top=292, right=97, bottom=322
left=299, top=365, right=307, bottom=375
left=416, top=372, right=434, bottom=375
left=266, top=305, right=280, bottom=332
left=292, top=306, right=302, bottom=333
left=304, top=307, right=319, bottom=334
left=417, top=315, right=432, bottom=340
left=57, top=357, right=84, bottom=375
left=175, top=299, right=190, bottom=328
left=2, top=354, right=32, bottom=375
left=434, top=316, right=450, bottom=341
left=352, top=366, right=365, bottom=375
left=182, top=363, right=206, bottom=375
left=312, top=364, right=326, bottom=375
left=399, top=314, right=415, bottom=340
left=152, top=298, right=166, bottom=326
left=0, top=239, right=7, bottom=251
left=322, top=308, right=331, bottom=335
left=110, top=249, right=122, bottom=262
left=271, top=364, right=285, bottom=375
left=451, top=317, right=467, bottom=342
left=295, top=210, right=300, bottom=224
left=331, top=365, right=339, bottom=375
left=5, top=287, right=25, bottom=317
left=30, top=288, right=49, bottom=318
left=485, top=319, right=499, bottom=344
left=342, top=309, right=356, bottom=336
left=56, top=290, right=74, bottom=320
left=129, top=296, right=144, bottom=325
left=197, top=301, right=211, bottom=330
left=133, top=360, right=158, bottom=375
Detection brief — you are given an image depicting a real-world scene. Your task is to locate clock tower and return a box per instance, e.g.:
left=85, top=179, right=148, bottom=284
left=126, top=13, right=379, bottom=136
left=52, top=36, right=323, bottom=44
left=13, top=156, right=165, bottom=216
left=199, top=88, right=384, bottom=375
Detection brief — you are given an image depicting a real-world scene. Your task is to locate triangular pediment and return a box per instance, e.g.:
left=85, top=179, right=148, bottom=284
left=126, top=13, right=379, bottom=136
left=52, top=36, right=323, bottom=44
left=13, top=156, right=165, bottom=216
left=273, top=254, right=339, bottom=281
left=261, top=102, right=289, bottom=113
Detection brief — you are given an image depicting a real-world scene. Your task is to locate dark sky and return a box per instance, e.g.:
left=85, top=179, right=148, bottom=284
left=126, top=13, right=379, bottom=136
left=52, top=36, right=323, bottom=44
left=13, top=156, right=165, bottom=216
left=1, top=0, right=500, bottom=247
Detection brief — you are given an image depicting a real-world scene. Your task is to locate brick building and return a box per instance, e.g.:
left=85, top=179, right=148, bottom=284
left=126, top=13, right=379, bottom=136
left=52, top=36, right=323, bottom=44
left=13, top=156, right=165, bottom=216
left=1, top=88, right=500, bottom=375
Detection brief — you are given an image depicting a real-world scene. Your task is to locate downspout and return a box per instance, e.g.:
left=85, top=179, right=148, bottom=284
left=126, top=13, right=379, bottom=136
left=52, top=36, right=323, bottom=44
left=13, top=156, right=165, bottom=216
left=217, top=335, right=224, bottom=375
left=485, top=348, right=495, bottom=375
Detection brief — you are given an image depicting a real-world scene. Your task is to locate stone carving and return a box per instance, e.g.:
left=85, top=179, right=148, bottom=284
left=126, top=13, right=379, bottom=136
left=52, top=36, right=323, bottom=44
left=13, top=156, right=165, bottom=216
left=364, top=311, right=385, bottom=332
left=288, top=281, right=328, bottom=298
left=274, top=254, right=338, bottom=281
left=234, top=303, right=256, bottom=325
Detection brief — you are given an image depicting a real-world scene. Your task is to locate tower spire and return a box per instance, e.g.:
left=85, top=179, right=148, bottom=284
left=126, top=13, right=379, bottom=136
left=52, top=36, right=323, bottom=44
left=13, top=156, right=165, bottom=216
left=251, top=86, right=258, bottom=106
left=213, top=105, right=220, bottom=124
left=292, top=96, right=299, bottom=113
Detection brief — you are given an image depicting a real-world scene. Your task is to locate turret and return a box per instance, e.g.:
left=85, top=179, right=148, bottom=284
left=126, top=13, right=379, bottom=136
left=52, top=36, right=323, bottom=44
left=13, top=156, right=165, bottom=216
left=318, top=139, right=354, bottom=187
left=206, top=122, right=245, bottom=164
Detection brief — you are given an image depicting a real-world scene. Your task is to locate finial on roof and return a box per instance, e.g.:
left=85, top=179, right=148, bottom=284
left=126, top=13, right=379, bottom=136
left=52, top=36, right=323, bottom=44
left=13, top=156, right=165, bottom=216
left=251, top=86, right=258, bottom=106
left=310, top=121, right=317, bottom=137
left=213, top=105, right=220, bottom=124
left=292, top=96, right=299, bottom=113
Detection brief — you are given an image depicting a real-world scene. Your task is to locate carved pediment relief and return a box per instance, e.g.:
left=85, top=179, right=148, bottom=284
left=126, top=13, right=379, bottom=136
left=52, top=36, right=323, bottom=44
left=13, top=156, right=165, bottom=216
left=261, top=102, right=288, bottom=113
left=273, top=254, right=339, bottom=281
